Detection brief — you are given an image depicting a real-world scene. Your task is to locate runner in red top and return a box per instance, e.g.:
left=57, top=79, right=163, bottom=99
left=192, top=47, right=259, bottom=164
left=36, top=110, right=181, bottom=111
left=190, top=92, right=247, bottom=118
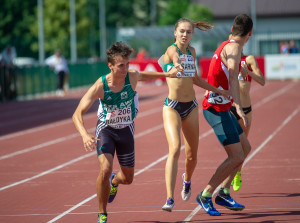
left=202, top=39, right=237, bottom=112
left=230, top=52, right=265, bottom=191
left=195, top=14, right=253, bottom=216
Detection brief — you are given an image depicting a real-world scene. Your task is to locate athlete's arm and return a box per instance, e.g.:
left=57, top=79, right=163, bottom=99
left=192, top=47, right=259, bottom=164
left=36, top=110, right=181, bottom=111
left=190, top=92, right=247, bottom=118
left=137, top=68, right=178, bottom=82
left=246, top=55, right=265, bottom=86
left=191, top=47, right=230, bottom=99
left=166, top=45, right=183, bottom=72
left=72, top=78, right=103, bottom=151
left=224, top=43, right=249, bottom=127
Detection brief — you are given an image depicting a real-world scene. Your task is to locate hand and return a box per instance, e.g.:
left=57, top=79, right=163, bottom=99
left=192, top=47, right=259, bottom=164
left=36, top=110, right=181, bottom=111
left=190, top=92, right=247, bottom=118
left=203, top=90, right=209, bottom=98
left=240, top=64, right=249, bottom=78
left=237, top=108, right=249, bottom=128
left=82, top=133, right=100, bottom=152
left=219, top=89, right=231, bottom=100
left=167, top=67, right=180, bottom=78
left=174, top=63, right=184, bottom=76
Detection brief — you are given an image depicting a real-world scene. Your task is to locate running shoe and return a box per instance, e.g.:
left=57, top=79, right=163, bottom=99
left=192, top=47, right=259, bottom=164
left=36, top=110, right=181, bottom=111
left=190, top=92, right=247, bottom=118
left=108, top=173, right=118, bottom=203
left=232, top=172, right=242, bottom=191
left=181, top=173, right=191, bottom=201
left=162, top=198, right=175, bottom=212
left=97, top=213, right=107, bottom=223
left=195, top=192, right=221, bottom=216
left=215, top=193, right=245, bottom=211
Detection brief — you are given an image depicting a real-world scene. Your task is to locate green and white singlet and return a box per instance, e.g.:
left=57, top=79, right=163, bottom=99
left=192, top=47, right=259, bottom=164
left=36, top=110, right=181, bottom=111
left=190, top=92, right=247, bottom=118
left=96, top=73, right=139, bottom=135
left=163, top=44, right=196, bottom=77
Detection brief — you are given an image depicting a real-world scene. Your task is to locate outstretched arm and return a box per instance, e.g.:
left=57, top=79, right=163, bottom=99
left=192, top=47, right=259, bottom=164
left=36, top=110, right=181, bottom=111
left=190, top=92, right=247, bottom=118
left=72, top=79, right=102, bottom=151
left=193, top=75, right=231, bottom=99
left=137, top=68, right=179, bottom=81
left=245, top=55, right=265, bottom=86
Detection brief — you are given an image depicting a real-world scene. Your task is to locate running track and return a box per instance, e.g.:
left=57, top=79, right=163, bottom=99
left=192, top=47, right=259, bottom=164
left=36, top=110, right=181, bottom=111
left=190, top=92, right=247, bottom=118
left=0, top=80, right=299, bottom=223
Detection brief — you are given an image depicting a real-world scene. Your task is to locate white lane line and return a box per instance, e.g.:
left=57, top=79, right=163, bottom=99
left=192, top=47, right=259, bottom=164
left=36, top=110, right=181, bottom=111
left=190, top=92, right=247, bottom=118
left=253, top=81, right=295, bottom=109
left=244, top=106, right=300, bottom=165
left=0, top=87, right=168, bottom=141
left=0, top=115, right=92, bottom=141
left=3, top=206, right=300, bottom=217
left=0, top=123, right=166, bottom=191
left=0, top=153, right=93, bottom=192
left=0, top=133, right=79, bottom=160
left=183, top=105, right=300, bottom=222
left=46, top=82, right=293, bottom=222
left=0, top=108, right=165, bottom=160
left=46, top=128, right=215, bottom=223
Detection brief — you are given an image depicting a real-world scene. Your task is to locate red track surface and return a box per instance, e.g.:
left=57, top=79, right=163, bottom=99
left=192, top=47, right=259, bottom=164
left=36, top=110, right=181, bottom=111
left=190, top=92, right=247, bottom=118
left=0, top=80, right=300, bottom=223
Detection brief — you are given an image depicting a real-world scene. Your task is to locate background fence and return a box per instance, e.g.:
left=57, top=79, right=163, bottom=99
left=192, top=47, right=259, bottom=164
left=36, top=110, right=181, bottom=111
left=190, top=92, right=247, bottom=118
left=0, top=62, right=109, bottom=102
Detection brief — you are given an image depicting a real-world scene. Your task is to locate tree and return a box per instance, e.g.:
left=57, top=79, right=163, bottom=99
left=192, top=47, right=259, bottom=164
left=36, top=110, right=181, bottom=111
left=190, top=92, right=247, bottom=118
left=183, top=4, right=213, bottom=23
left=0, top=0, right=36, bottom=57
left=157, top=0, right=190, bottom=25
left=30, top=0, right=95, bottom=59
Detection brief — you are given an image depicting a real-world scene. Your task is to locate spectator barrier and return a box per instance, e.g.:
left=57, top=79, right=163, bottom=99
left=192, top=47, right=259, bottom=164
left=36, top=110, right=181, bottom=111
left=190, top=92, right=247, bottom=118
left=2, top=55, right=299, bottom=101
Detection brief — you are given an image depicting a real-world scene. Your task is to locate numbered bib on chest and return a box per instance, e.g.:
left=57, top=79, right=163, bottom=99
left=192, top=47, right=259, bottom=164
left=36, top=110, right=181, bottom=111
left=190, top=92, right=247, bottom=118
left=167, top=54, right=195, bottom=77
left=207, top=87, right=231, bottom=105
left=105, top=107, right=132, bottom=128
left=238, top=61, right=249, bottom=81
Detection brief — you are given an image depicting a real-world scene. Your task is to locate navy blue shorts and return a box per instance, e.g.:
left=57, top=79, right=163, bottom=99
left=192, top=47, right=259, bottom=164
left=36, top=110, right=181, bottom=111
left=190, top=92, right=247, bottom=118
left=203, top=107, right=243, bottom=146
left=163, top=97, right=198, bottom=120
left=96, top=124, right=135, bottom=167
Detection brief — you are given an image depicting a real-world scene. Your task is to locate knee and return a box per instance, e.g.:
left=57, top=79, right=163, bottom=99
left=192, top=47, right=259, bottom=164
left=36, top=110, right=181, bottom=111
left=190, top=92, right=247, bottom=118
left=186, top=153, right=197, bottom=164
left=244, top=143, right=251, bottom=157
left=232, top=152, right=244, bottom=167
left=99, top=168, right=111, bottom=181
left=169, top=148, right=181, bottom=160
left=123, top=175, right=134, bottom=185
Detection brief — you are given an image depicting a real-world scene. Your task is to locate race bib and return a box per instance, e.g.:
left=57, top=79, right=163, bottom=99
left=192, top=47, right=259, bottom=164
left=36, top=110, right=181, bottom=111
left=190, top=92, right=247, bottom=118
left=166, top=54, right=195, bottom=77
left=105, top=107, right=132, bottom=128
left=238, top=61, right=248, bottom=81
left=207, top=87, right=231, bottom=105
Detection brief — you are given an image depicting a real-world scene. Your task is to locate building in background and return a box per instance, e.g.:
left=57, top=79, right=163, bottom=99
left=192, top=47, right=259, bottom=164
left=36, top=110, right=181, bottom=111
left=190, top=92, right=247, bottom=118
left=118, top=0, right=300, bottom=57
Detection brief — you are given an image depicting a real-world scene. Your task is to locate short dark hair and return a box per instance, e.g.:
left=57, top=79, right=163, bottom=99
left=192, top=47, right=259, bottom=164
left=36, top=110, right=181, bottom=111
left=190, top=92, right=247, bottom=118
left=232, top=14, right=253, bottom=37
left=106, top=42, right=133, bottom=64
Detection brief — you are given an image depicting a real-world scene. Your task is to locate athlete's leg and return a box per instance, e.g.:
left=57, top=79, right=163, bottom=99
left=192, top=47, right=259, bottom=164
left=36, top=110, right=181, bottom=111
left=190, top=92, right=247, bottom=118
left=163, top=106, right=182, bottom=199
left=221, top=132, right=251, bottom=189
left=235, top=111, right=252, bottom=174
left=181, top=107, right=199, bottom=182
left=111, top=166, right=134, bottom=186
left=238, top=111, right=252, bottom=137
left=97, top=153, right=114, bottom=214
left=204, top=142, right=244, bottom=194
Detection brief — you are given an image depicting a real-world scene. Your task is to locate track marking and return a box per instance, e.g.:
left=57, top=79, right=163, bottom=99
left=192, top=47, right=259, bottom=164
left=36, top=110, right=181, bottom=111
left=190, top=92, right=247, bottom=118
left=2, top=206, right=300, bottom=217
left=253, top=81, right=295, bottom=109
left=0, top=108, right=165, bottom=160
left=183, top=105, right=300, bottom=222
left=0, top=153, right=93, bottom=192
left=0, top=86, right=169, bottom=141
left=45, top=82, right=296, bottom=222
left=46, top=128, right=214, bottom=223
left=0, top=124, right=167, bottom=191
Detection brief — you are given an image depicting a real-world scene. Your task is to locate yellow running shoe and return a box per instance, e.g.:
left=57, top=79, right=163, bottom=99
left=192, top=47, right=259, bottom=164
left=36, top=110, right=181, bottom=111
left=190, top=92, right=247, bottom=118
left=232, top=172, right=242, bottom=191
left=98, top=213, right=107, bottom=223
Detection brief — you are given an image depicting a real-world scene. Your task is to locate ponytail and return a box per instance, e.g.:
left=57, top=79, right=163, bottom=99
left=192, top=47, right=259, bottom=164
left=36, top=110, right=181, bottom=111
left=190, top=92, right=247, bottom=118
left=193, top=21, right=214, bottom=31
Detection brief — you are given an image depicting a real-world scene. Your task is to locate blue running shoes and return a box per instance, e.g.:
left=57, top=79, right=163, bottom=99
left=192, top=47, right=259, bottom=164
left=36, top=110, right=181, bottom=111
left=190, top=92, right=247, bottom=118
left=215, top=193, right=245, bottom=211
left=196, top=192, right=221, bottom=216
left=108, top=173, right=118, bottom=203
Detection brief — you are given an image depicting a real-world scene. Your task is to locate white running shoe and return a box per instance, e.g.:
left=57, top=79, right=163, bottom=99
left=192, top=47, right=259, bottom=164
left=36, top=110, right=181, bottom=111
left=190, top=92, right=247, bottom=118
left=162, top=198, right=175, bottom=212
left=181, top=173, right=191, bottom=201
